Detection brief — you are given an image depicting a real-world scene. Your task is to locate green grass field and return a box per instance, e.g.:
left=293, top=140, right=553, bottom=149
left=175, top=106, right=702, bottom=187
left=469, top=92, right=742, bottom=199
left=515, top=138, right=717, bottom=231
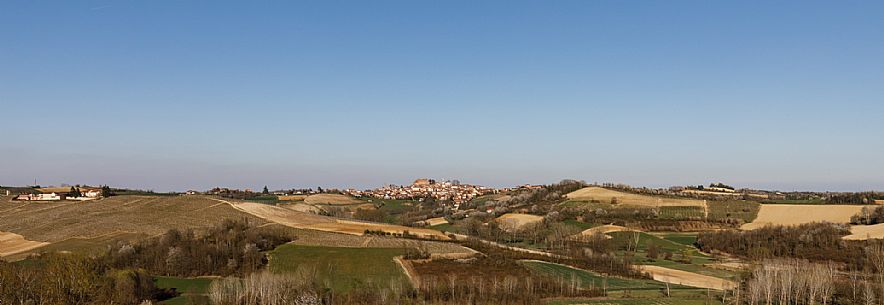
left=658, top=206, right=705, bottom=220
left=561, top=202, right=705, bottom=221
left=563, top=220, right=600, bottom=230
left=706, top=200, right=760, bottom=222
left=521, top=260, right=676, bottom=291
left=524, top=261, right=727, bottom=305
left=430, top=222, right=457, bottom=232
left=607, top=232, right=740, bottom=281
left=268, top=244, right=408, bottom=291
left=154, top=276, right=213, bottom=305
left=654, top=232, right=697, bottom=247
left=609, top=231, right=708, bottom=259
left=373, top=198, right=415, bottom=214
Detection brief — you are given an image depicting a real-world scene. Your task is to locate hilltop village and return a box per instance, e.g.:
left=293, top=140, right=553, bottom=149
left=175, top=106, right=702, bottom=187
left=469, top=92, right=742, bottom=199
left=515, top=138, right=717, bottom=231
left=343, top=178, right=500, bottom=205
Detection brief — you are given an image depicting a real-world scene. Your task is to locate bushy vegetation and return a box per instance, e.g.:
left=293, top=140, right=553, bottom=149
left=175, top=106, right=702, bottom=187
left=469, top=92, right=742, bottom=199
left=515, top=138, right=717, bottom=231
left=827, top=192, right=883, bottom=204
left=0, top=253, right=171, bottom=305
left=107, top=219, right=293, bottom=277
left=696, top=223, right=872, bottom=265
left=851, top=205, right=884, bottom=225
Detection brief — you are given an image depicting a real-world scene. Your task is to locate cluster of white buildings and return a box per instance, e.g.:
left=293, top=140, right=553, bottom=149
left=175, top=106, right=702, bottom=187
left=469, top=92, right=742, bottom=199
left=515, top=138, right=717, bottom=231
left=14, top=187, right=101, bottom=201
left=345, top=178, right=497, bottom=204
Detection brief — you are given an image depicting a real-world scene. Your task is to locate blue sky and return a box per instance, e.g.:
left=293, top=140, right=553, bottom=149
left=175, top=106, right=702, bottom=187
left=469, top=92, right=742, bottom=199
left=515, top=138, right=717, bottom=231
left=2, top=1, right=882, bottom=192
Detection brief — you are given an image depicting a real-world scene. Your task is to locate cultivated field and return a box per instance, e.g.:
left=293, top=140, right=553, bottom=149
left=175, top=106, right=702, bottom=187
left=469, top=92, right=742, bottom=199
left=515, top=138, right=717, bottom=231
left=521, top=260, right=681, bottom=291
left=637, top=265, right=736, bottom=290
left=575, top=225, right=633, bottom=239
left=496, top=213, right=544, bottom=230
left=425, top=217, right=448, bottom=226
left=566, top=187, right=706, bottom=208
left=217, top=198, right=450, bottom=239
left=844, top=223, right=884, bottom=240
left=0, top=195, right=265, bottom=258
left=740, top=204, right=869, bottom=230
left=0, top=231, right=48, bottom=257
left=276, top=225, right=475, bottom=258
left=304, top=194, right=362, bottom=205
left=279, top=202, right=322, bottom=213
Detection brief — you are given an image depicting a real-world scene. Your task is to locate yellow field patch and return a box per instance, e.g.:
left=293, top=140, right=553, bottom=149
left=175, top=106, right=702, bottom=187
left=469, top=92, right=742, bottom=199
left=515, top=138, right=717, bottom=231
left=278, top=195, right=307, bottom=201
left=0, top=231, right=49, bottom=257
left=304, top=194, right=362, bottom=205
left=566, top=187, right=706, bottom=207
left=426, top=217, right=448, bottom=226
left=575, top=224, right=633, bottom=239
left=845, top=223, right=884, bottom=240
left=496, top=213, right=544, bottom=231
left=741, top=204, right=869, bottom=230
left=638, top=265, right=736, bottom=290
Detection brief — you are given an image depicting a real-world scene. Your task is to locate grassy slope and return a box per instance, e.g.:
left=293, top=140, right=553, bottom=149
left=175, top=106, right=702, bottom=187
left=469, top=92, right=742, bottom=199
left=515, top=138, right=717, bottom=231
left=154, top=276, right=213, bottom=305
left=608, top=232, right=739, bottom=280
left=268, top=244, right=408, bottom=291
left=563, top=220, right=600, bottom=230
left=521, top=261, right=675, bottom=291
left=524, top=261, right=723, bottom=305
left=706, top=200, right=760, bottom=222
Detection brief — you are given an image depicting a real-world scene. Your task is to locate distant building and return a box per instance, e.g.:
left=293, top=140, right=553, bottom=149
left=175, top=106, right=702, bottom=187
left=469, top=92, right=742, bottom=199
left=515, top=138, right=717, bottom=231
left=14, top=186, right=101, bottom=201
left=15, top=193, right=62, bottom=201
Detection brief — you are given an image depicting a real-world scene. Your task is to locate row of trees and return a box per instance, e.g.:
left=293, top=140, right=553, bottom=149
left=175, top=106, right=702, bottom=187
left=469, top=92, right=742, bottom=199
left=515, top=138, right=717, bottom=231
left=827, top=192, right=883, bottom=204
left=852, top=206, right=884, bottom=225
left=695, top=223, right=871, bottom=265
left=743, top=259, right=837, bottom=305
left=0, top=253, right=169, bottom=305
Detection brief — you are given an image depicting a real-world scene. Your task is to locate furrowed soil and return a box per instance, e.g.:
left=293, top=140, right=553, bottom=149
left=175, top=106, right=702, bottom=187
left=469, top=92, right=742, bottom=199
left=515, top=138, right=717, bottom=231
left=0, top=195, right=266, bottom=259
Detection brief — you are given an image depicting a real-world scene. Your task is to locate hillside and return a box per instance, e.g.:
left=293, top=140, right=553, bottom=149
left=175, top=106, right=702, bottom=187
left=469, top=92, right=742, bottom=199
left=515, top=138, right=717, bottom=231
left=566, top=187, right=706, bottom=207
left=740, top=204, right=869, bottom=229
left=0, top=195, right=266, bottom=259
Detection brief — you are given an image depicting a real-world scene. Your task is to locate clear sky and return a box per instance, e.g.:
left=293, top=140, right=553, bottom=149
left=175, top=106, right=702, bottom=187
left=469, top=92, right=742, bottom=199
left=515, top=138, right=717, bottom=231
left=2, top=1, right=882, bottom=192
